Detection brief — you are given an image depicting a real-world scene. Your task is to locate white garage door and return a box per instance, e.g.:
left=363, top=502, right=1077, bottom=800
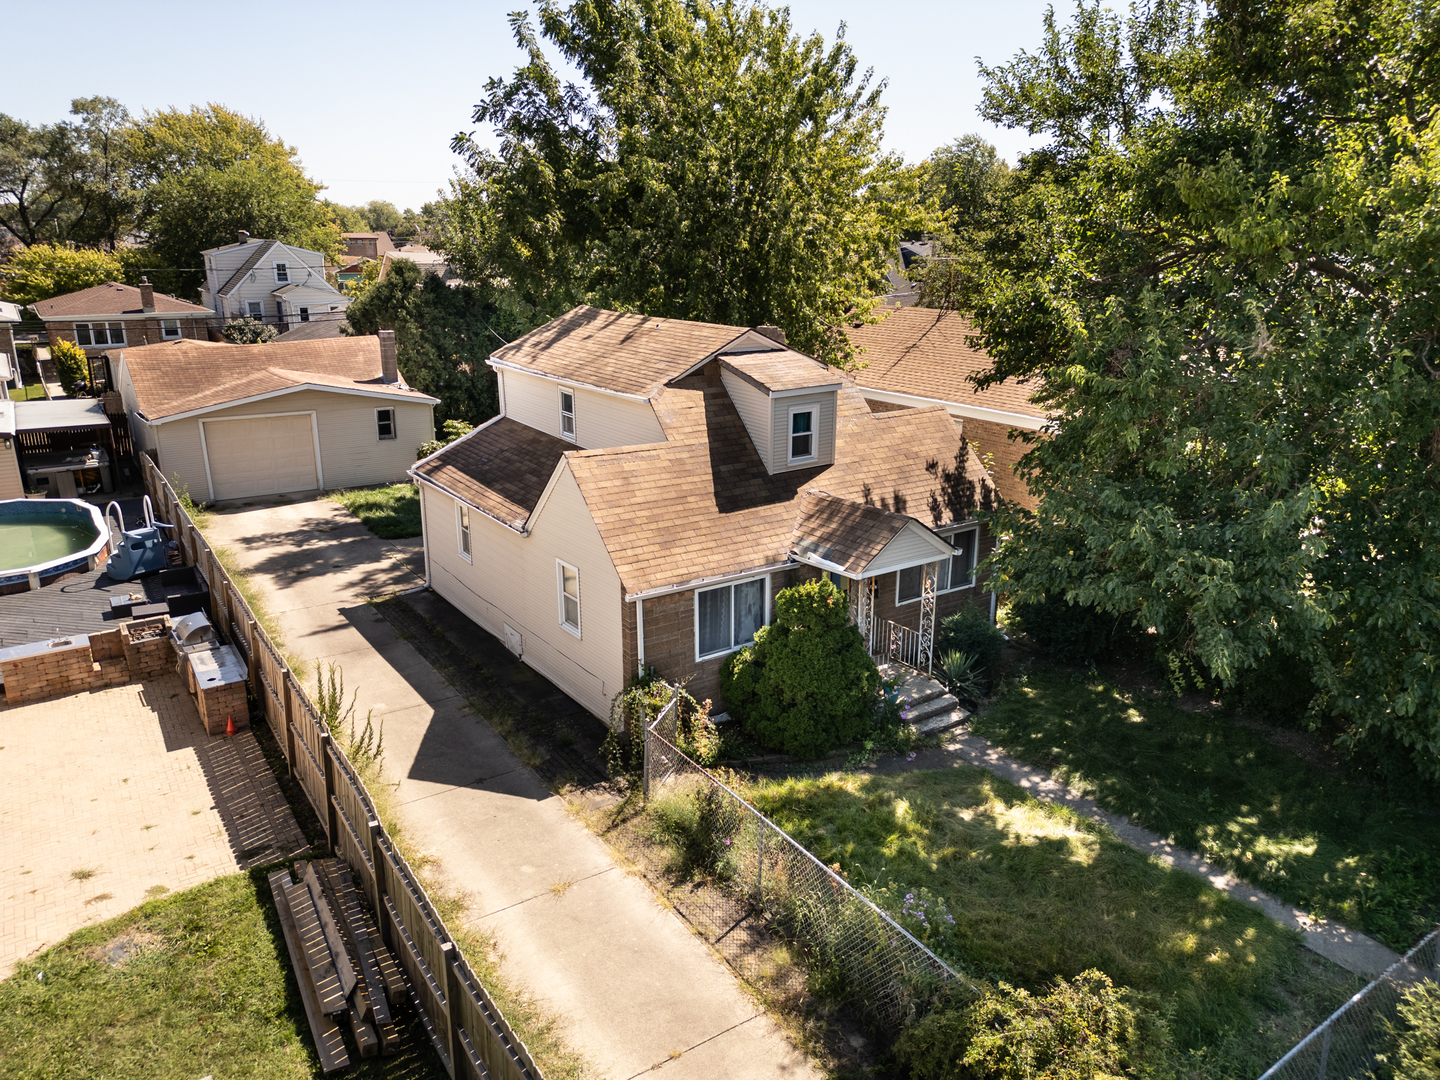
left=203, top=414, right=319, bottom=500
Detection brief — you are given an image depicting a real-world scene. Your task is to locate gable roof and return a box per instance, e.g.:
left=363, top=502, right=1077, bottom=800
left=118, top=337, right=436, bottom=422
left=413, top=418, right=572, bottom=532
left=791, top=492, right=946, bottom=575
left=847, top=306, right=1048, bottom=421
left=489, top=305, right=747, bottom=398
left=217, top=240, right=282, bottom=297
left=31, top=282, right=212, bottom=320
left=719, top=349, right=842, bottom=395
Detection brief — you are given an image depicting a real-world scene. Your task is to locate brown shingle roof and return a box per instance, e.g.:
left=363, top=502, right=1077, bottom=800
left=566, top=364, right=997, bottom=596
left=31, top=282, right=212, bottom=319
left=848, top=306, right=1047, bottom=419
left=120, top=337, right=435, bottom=420
left=719, top=350, right=841, bottom=394
left=791, top=492, right=912, bottom=575
left=414, top=418, right=570, bottom=530
left=490, top=305, right=747, bottom=398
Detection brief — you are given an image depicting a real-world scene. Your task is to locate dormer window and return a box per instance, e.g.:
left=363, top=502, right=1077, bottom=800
left=788, top=407, right=816, bottom=464
left=559, top=387, right=576, bottom=440
left=274, top=262, right=290, bottom=283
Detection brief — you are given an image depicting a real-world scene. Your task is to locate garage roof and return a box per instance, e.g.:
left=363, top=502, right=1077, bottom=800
left=118, top=337, right=438, bottom=423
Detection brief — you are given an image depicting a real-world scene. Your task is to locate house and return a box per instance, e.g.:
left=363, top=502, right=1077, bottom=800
left=378, top=246, right=459, bottom=287
left=342, top=232, right=397, bottom=263
left=31, top=281, right=214, bottom=358
left=1, top=301, right=22, bottom=388
left=111, top=332, right=436, bottom=503
left=200, top=231, right=350, bottom=333
left=847, top=306, right=1050, bottom=510
left=410, top=305, right=998, bottom=722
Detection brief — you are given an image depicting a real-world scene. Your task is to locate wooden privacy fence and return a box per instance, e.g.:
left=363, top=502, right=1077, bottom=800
left=142, top=456, right=542, bottom=1080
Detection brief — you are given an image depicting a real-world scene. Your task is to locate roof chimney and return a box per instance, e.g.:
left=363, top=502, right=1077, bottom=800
left=378, top=330, right=398, bottom=383
left=237, top=229, right=251, bottom=245
left=139, top=277, right=155, bottom=313
left=755, top=324, right=787, bottom=345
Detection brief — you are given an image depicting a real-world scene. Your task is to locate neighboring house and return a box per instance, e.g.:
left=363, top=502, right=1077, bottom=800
left=342, top=232, right=397, bottom=263
left=1, top=300, right=22, bottom=385
left=111, top=332, right=436, bottom=503
left=378, top=245, right=460, bottom=287
left=276, top=316, right=347, bottom=342
left=847, top=306, right=1050, bottom=510
left=200, top=231, right=351, bottom=332
left=31, top=281, right=214, bottom=357
left=411, top=305, right=998, bottom=722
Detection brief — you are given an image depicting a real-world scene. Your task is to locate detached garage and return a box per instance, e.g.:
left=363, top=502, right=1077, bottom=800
left=112, top=332, right=437, bottom=503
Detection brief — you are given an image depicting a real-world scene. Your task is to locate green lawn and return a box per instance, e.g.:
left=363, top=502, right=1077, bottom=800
left=329, top=484, right=422, bottom=539
left=7, top=383, right=46, bottom=401
left=748, top=767, right=1361, bottom=1078
left=971, top=669, right=1440, bottom=950
left=0, top=872, right=445, bottom=1080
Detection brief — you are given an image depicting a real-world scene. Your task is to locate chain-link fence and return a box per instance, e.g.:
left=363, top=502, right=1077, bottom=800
left=1260, top=927, right=1440, bottom=1080
left=642, top=692, right=983, bottom=1030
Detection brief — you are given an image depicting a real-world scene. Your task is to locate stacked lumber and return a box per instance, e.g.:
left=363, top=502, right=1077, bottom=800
left=267, top=859, right=409, bottom=1073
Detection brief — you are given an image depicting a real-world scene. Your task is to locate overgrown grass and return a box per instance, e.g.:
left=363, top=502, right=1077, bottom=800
left=972, top=668, right=1440, bottom=950
left=329, top=484, right=422, bottom=539
left=210, top=544, right=304, bottom=675
left=747, top=767, right=1362, bottom=1078
left=0, top=873, right=447, bottom=1080
left=7, top=383, right=46, bottom=401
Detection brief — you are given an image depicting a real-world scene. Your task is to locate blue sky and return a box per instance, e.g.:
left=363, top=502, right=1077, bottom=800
left=6, top=0, right=1063, bottom=212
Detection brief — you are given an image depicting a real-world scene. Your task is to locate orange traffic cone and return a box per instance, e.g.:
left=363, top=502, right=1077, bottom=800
left=225, top=715, right=237, bottom=737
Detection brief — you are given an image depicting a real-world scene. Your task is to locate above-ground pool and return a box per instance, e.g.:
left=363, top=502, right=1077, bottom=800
left=0, top=499, right=110, bottom=594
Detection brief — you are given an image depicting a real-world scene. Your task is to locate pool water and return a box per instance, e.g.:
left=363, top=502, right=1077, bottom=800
left=0, top=516, right=100, bottom=571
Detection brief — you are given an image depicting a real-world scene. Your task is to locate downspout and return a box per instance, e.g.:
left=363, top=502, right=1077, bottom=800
left=990, top=590, right=998, bottom=624
left=636, top=597, right=645, bottom=679
left=418, top=479, right=432, bottom=588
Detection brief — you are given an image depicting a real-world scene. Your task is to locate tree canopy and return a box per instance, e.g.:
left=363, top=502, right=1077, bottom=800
left=445, top=0, right=924, bottom=362
left=960, top=0, right=1440, bottom=777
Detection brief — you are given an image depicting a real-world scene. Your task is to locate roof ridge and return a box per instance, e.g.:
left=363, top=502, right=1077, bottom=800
left=217, top=240, right=280, bottom=297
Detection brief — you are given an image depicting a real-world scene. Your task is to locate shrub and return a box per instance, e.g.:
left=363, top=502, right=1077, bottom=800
left=896, top=970, right=1174, bottom=1080
left=1374, top=980, right=1440, bottom=1080
left=417, top=417, right=474, bottom=460
left=936, top=607, right=1006, bottom=686
left=722, top=578, right=880, bottom=758
left=222, top=315, right=277, bottom=344
left=1009, top=595, right=1135, bottom=666
left=939, top=650, right=984, bottom=706
left=50, top=337, right=90, bottom=394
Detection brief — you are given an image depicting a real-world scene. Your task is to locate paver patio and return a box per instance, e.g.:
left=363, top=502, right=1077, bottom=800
left=0, top=674, right=307, bottom=978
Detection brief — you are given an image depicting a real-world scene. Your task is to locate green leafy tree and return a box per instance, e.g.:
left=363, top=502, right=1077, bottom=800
left=222, top=316, right=277, bottom=344
left=0, top=244, right=123, bottom=307
left=953, top=0, right=1440, bottom=778
left=50, top=338, right=91, bottom=395
left=131, top=105, right=341, bottom=295
left=446, top=0, right=926, bottom=363
left=913, top=135, right=1012, bottom=309
left=721, top=578, right=879, bottom=757
left=322, top=199, right=370, bottom=233
left=343, top=257, right=532, bottom=427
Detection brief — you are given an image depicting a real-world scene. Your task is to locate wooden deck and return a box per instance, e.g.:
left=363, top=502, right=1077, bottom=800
left=0, top=569, right=160, bottom=650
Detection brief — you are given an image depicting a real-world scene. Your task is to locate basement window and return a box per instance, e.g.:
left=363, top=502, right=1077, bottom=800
left=376, top=408, right=396, bottom=441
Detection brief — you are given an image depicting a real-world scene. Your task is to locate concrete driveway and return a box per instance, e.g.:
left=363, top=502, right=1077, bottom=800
left=203, top=495, right=821, bottom=1080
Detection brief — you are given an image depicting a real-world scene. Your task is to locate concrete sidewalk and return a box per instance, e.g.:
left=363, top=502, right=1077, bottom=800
left=205, top=495, right=820, bottom=1080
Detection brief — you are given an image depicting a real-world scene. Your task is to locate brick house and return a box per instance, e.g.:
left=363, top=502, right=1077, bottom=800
left=847, top=306, right=1050, bottom=511
left=411, top=305, right=998, bottom=723
left=31, top=280, right=214, bottom=357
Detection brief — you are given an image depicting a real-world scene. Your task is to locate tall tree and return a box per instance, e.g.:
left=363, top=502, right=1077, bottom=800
left=961, top=0, right=1440, bottom=777
left=913, top=134, right=1012, bottom=308
left=343, top=258, right=533, bottom=428
left=131, top=105, right=340, bottom=294
left=445, top=0, right=925, bottom=363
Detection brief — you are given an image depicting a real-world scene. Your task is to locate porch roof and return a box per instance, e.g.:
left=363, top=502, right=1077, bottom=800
left=790, top=491, right=953, bottom=577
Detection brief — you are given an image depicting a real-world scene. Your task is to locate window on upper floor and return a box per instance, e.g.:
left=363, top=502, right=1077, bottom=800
left=787, top=406, right=816, bottom=464
left=275, top=262, right=290, bottom=283
left=160, top=320, right=182, bottom=340
left=559, top=387, right=577, bottom=440
left=457, top=504, right=472, bottom=562
left=558, top=560, right=581, bottom=636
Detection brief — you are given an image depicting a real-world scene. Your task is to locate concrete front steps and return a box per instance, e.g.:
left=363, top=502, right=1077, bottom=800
left=878, top=661, right=968, bottom=735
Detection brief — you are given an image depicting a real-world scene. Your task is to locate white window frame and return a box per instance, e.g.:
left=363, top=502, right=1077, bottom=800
left=299, top=306, right=310, bottom=323
left=456, top=503, right=472, bottom=563
left=694, top=574, right=771, bottom=662
left=73, top=322, right=126, bottom=347
left=274, top=262, right=290, bottom=283
left=557, top=559, right=581, bottom=637
left=895, top=526, right=980, bottom=606
left=786, top=405, right=817, bottom=465
left=559, top=386, right=577, bottom=441
left=247, top=301, right=264, bottom=319
left=74, top=323, right=93, bottom=346
left=160, top=319, right=182, bottom=340
left=375, top=407, right=396, bottom=441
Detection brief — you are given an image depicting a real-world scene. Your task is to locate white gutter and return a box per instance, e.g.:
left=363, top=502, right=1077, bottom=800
left=409, top=472, right=529, bottom=537
left=151, top=382, right=440, bottom=424
left=624, top=561, right=794, bottom=603
left=486, top=357, right=653, bottom=403
left=636, top=598, right=645, bottom=678
left=858, top=386, right=1050, bottom=431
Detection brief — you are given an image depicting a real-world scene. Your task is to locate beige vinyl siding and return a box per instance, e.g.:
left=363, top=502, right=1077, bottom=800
left=423, top=467, right=626, bottom=722
left=719, top=367, right=773, bottom=470
left=500, top=368, right=664, bottom=450
left=155, top=388, right=434, bottom=501
left=0, top=445, right=23, bottom=499
left=115, top=359, right=159, bottom=460
left=867, top=521, right=953, bottom=576
left=770, top=391, right=836, bottom=472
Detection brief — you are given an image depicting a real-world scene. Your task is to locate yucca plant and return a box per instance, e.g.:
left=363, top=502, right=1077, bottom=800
left=939, top=650, right=984, bottom=706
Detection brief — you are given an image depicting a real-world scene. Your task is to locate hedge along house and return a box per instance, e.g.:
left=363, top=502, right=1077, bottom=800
left=411, top=305, right=998, bottom=723
left=111, top=332, right=436, bottom=502
left=847, top=306, right=1051, bottom=511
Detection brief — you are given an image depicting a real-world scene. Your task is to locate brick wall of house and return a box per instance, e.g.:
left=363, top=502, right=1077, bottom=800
left=961, top=418, right=1039, bottom=511
left=45, top=316, right=213, bottom=355
left=869, top=522, right=996, bottom=636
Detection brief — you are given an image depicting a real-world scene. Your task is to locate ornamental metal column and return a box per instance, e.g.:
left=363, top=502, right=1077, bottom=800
left=857, top=577, right=875, bottom=654
left=920, top=561, right=938, bottom=674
